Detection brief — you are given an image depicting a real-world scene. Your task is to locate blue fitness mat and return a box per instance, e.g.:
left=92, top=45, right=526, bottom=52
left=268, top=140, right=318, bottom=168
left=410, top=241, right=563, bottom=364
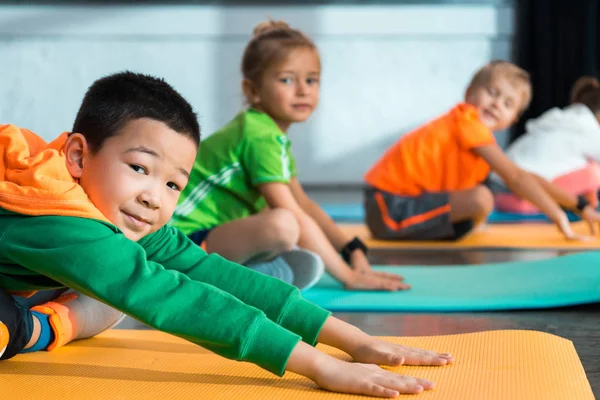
left=302, top=252, right=600, bottom=311
left=320, top=203, right=580, bottom=223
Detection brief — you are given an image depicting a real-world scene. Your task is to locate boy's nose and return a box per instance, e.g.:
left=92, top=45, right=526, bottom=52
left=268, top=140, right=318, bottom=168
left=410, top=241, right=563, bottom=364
left=139, top=190, right=160, bottom=209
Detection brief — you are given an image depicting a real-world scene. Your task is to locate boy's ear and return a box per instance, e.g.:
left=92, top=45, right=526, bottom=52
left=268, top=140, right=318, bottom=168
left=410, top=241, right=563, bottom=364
left=64, top=133, right=89, bottom=179
left=242, top=79, right=261, bottom=105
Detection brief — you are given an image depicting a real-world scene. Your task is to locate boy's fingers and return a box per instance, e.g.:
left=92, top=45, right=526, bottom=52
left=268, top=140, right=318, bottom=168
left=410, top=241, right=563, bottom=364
left=400, top=347, right=454, bottom=365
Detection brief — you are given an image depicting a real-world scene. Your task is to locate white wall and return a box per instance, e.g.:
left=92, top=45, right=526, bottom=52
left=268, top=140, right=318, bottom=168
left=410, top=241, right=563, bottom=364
left=0, top=4, right=513, bottom=184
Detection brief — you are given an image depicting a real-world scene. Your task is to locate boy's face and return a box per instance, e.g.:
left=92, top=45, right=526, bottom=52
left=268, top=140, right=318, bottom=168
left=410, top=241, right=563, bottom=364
left=246, top=47, right=321, bottom=132
left=73, top=118, right=197, bottom=241
left=465, top=75, right=523, bottom=131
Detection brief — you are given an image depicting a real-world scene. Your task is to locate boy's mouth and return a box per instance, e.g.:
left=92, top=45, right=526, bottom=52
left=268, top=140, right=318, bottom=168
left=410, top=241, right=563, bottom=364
left=122, top=211, right=151, bottom=229
left=482, top=109, right=498, bottom=121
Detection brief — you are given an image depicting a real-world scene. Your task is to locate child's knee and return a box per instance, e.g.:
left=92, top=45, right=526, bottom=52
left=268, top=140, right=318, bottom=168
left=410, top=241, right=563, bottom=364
left=263, top=209, right=300, bottom=251
left=472, top=185, right=494, bottom=215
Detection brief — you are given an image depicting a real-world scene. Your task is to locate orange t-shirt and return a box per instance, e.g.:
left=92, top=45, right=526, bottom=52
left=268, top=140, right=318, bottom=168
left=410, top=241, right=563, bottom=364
left=365, top=103, right=496, bottom=196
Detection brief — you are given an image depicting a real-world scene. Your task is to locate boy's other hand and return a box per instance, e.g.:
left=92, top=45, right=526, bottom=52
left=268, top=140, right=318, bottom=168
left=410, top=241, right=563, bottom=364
left=581, top=206, right=600, bottom=235
left=314, top=356, right=434, bottom=397
left=557, top=212, right=594, bottom=241
left=345, top=270, right=410, bottom=291
left=348, top=336, right=454, bottom=367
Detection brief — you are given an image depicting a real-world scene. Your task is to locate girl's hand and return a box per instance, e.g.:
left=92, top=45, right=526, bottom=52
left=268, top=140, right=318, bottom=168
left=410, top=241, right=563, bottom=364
left=345, top=270, right=410, bottom=291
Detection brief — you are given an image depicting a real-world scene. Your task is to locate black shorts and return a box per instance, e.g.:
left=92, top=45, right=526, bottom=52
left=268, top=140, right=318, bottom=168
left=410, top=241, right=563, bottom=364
left=364, top=186, right=474, bottom=241
left=0, top=289, right=33, bottom=360
left=188, top=227, right=213, bottom=246
left=0, top=288, right=66, bottom=360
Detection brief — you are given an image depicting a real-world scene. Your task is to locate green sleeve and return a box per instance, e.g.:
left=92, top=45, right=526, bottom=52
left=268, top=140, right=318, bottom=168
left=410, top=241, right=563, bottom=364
left=140, top=226, right=331, bottom=346
left=240, top=132, right=295, bottom=185
left=0, top=215, right=303, bottom=376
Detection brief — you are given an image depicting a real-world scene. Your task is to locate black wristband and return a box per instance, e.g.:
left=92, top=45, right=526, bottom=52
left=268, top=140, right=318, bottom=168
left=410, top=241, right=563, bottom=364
left=576, top=195, right=590, bottom=212
left=341, top=237, right=368, bottom=264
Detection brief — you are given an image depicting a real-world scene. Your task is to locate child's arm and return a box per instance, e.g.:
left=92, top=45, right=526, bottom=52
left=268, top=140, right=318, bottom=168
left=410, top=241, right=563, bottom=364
left=258, top=182, right=405, bottom=291
left=288, top=178, right=381, bottom=274
left=143, top=226, right=452, bottom=365
left=285, top=339, right=435, bottom=397
left=286, top=316, right=453, bottom=397
left=1, top=215, right=304, bottom=375
left=317, top=316, right=453, bottom=367
left=3, top=216, right=451, bottom=396
left=142, top=223, right=330, bottom=344
left=474, top=144, right=582, bottom=239
left=529, top=173, right=600, bottom=234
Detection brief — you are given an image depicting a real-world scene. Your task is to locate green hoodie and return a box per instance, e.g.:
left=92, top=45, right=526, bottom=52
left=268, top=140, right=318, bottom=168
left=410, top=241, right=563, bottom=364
left=0, top=125, right=330, bottom=375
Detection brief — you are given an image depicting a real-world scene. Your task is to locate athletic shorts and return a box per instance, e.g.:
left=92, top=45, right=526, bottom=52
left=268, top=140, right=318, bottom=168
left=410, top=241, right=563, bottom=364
left=364, top=186, right=474, bottom=241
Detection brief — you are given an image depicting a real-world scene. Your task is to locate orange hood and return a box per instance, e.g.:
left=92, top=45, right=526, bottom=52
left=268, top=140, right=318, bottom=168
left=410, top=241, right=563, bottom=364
left=0, top=124, right=108, bottom=222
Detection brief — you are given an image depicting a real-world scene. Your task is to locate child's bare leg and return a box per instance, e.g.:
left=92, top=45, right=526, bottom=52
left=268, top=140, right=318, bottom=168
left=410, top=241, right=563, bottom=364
left=449, top=185, right=494, bottom=226
left=204, top=208, right=300, bottom=263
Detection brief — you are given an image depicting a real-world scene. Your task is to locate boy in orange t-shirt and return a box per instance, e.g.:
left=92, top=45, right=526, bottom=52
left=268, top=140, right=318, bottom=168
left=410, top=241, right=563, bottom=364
left=364, top=60, right=600, bottom=241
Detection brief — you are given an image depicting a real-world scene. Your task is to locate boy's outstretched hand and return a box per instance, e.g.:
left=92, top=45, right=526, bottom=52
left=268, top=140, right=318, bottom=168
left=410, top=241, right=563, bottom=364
left=314, top=356, right=434, bottom=397
left=288, top=315, right=455, bottom=398
left=318, top=317, right=454, bottom=368
left=347, top=336, right=454, bottom=367
left=287, top=341, right=436, bottom=398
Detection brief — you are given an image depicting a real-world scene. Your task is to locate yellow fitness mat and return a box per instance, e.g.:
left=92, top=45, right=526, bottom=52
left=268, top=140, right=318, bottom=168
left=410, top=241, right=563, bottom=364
left=341, top=221, right=600, bottom=250
left=1, top=329, right=593, bottom=400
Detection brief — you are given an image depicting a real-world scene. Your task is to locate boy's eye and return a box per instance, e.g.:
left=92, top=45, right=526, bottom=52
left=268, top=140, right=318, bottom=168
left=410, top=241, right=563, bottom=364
left=130, top=165, right=147, bottom=174
left=279, top=77, right=294, bottom=85
left=167, top=182, right=181, bottom=191
left=487, top=87, right=498, bottom=96
left=307, top=78, right=320, bottom=85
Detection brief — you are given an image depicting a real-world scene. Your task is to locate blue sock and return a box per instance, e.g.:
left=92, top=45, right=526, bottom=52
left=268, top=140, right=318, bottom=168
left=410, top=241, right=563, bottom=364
left=21, top=311, right=54, bottom=353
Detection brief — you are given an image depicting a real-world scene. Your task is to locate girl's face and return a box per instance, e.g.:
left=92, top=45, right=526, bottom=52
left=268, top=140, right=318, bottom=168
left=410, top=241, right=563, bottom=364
left=246, top=47, right=321, bottom=132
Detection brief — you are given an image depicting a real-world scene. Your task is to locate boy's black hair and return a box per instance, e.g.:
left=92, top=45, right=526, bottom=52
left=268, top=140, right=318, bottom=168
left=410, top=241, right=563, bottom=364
left=72, top=71, right=200, bottom=152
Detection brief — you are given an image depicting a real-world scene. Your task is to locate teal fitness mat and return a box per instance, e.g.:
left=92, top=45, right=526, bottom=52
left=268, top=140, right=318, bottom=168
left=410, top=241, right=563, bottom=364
left=320, top=203, right=580, bottom=223
left=302, top=252, right=600, bottom=311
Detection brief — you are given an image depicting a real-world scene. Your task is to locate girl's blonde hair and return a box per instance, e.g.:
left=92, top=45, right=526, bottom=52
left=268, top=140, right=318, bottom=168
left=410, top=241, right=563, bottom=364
left=241, top=20, right=319, bottom=93
left=466, top=60, right=532, bottom=114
